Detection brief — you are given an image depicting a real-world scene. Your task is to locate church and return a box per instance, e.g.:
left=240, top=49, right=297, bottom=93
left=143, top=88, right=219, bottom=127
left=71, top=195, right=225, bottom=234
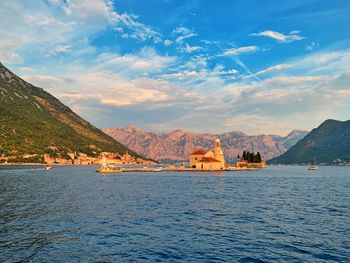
left=189, top=139, right=225, bottom=170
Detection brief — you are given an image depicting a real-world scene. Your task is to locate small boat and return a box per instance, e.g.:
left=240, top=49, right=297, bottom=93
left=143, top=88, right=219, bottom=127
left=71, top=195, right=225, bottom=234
left=154, top=168, right=162, bottom=172
left=45, top=166, right=54, bottom=170
left=308, top=157, right=318, bottom=170
left=308, top=165, right=318, bottom=170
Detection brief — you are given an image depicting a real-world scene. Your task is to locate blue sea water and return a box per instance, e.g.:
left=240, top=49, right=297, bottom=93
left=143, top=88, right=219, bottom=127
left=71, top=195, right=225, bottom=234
left=0, top=165, right=349, bottom=262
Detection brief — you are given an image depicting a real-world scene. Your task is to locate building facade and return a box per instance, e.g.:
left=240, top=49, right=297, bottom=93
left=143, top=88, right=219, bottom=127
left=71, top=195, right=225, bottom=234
left=189, top=139, right=225, bottom=170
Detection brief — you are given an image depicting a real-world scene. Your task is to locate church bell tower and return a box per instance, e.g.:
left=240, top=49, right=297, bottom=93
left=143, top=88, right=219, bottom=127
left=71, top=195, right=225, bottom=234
left=214, top=138, right=225, bottom=168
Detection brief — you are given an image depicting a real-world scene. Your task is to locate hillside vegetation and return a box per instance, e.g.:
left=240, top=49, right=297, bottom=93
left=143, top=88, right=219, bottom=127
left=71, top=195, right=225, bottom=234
left=0, top=62, right=138, bottom=161
left=269, top=119, right=350, bottom=164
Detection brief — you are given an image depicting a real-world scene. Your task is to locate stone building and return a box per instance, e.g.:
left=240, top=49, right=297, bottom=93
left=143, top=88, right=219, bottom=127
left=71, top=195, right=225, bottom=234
left=189, top=139, right=225, bottom=170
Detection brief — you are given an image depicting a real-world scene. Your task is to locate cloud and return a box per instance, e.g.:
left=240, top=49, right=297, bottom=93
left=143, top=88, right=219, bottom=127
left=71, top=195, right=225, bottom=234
left=0, top=50, right=22, bottom=64
left=251, top=30, right=304, bottom=42
left=164, top=39, right=173, bottom=46
left=221, top=46, right=258, bottom=56
left=94, top=47, right=176, bottom=75
left=63, top=0, right=116, bottom=23
left=0, top=0, right=163, bottom=65
left=262, top=75, right=328, bottom=85
left=63, top=0, right=162, bottom=44
left=172, top=26, right=192, bottom=35
left=51, top=45, right=73, bottom=55
left=23, top=70, right=198, bottom=110
left=18, top=48, right=350, bottom=135
left=222, top=114, right=295, bottom=135
left=179, top=43, right=202, bottom=53
left=114, top=12, right=162, bottom=43
left=172, top=27, right=197, bottom=43
left=306, top=42, right=319, bottom=52
left=2, top=1, right=350, bottom=135
left=243, top=64, right=292, bottom=79
left=215, top=69, right=238, bottom=75
left=160, top=70, right=200, bottom=80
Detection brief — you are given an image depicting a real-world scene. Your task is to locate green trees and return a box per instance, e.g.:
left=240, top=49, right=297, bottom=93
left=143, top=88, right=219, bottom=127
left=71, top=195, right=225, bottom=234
left=239, top=151, right=262, bottom=163
left=0, top=62, right=140, bottom=162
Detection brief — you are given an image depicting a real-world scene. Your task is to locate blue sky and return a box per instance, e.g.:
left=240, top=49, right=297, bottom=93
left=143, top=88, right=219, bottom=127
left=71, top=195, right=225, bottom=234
left=1, top=0, right=350, bottom=135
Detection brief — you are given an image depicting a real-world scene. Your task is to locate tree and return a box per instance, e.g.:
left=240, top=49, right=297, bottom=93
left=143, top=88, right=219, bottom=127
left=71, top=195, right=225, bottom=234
left=237, top=154, right=240, bottom=160
left=253, top=152, right=258, bottom=163
left=243, top=151, right=247, bottom=160
left=256, top=152, right=262, bottom=163
left=247, top=151, right=252, bottom=163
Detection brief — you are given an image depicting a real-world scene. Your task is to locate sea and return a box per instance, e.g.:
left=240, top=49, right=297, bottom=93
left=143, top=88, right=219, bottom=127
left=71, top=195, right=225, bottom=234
left=0, top=165, right=349, bottom=262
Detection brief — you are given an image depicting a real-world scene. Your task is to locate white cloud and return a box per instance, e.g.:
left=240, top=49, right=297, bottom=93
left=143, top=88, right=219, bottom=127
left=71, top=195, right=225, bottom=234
left=63, top=0, right=117, bottom=23
left=51, top=45, right=73, bottom=54
left=306, top=42, right=319, bottom=52
left=94, top=47, right=176, bottom=74
left=176, top=33, right=197, bottom=43
left=2, top=1, right=350, bottom=135
left=263, top=75, right=327, bottom=85
left=215, top=69, right=238, bottom=75
left=114, top=12, right=162, bottom=43
left=160, top=70, right=200, bottom=79
left=0, top=0, right=163, bottom=65
left=223, top=114, right=295, bottom=135
left=18, top=48, right=350, bottom=135
left=179, top=43, right=202, bottom=53
left=221, top=46, right=258, bottom=56
left=251, top=30, right=304, bottom=42
left=164, top=39, right=173, bottom=46
left=172, top=27, right=197, bottom=43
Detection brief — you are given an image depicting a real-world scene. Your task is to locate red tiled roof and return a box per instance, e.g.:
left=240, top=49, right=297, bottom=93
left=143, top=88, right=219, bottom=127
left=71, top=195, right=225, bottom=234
left=199, top=157, right=220, bottom=163
left=190, top=149, right=207, bottom=155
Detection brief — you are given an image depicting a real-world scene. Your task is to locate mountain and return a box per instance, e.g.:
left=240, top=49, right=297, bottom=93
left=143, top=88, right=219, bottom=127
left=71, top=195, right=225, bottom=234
left=102, top=126, right=308, bottom=162
left=269, top=119, right=350, bottom=165
left=0, top=62, right=139, bottom=162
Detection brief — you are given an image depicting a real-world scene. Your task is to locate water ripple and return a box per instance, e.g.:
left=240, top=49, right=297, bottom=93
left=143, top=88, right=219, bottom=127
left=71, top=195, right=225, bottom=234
left=0, top=165, right=349, bottom=262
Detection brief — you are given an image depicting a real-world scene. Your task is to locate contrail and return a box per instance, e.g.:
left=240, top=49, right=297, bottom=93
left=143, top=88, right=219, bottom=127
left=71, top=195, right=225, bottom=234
left=214, top=43, right=260, bottom=81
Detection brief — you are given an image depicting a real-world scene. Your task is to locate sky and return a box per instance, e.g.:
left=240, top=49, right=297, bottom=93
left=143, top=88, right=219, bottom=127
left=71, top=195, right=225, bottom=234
left=1, top=0, right=350, bottom=135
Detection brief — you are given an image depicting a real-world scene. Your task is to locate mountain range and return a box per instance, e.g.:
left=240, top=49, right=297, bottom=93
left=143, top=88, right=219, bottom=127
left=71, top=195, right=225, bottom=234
left=0, top=62, right=138, bottom=162
left=269, top=119, right=350, bottom=165
left=102, top=126, right=308, bottom=162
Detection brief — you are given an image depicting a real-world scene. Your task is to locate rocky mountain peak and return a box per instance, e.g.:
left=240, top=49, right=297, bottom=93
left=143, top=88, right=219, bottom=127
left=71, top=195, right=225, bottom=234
left=103, top=127, right=309, bottom=162
left=124, top=125, right=143, bottom=133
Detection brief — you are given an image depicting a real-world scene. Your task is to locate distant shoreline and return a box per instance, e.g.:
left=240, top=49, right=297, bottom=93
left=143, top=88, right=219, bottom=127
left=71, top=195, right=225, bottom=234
left=0, top=163, right=97, bottom=166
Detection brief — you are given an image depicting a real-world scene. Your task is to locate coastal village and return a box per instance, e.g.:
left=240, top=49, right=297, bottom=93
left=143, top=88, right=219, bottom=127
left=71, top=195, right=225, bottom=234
left=0, top=151, right=155, bottom=166
left=0, top=137, right=266, bottom=172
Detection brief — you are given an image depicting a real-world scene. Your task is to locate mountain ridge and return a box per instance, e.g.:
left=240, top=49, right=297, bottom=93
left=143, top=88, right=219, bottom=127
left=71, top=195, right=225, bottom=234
left=269, top=119, right=350, bottom=164
left=102, top=126, right=308, bottom=162
left=0, top=62, right=140, bottom=162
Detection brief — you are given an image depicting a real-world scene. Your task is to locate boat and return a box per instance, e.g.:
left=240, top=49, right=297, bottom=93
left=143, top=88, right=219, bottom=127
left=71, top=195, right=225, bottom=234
left=154, top=168, right=162, bottom=172
left=45, top=166, right=54, bottom=170
left=308, top=166, right=318, bottom=170
left=308, top=157, right=318, bottom=170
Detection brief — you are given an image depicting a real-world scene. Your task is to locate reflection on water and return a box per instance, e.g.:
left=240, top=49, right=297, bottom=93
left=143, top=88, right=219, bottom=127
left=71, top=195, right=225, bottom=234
left=0, top=166, right=349, bottom=262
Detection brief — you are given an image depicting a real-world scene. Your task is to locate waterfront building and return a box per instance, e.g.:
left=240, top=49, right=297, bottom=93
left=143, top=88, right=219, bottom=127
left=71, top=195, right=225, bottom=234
left=189, top=139, right=225, bottom=170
